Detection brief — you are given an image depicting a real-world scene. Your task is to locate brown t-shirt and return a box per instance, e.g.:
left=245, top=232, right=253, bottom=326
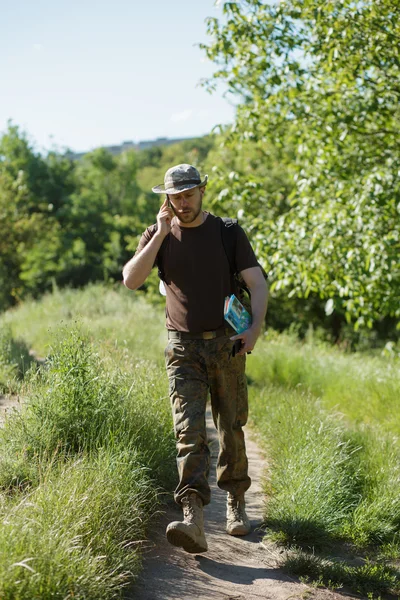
left=135, top=212, right=259, bottom=332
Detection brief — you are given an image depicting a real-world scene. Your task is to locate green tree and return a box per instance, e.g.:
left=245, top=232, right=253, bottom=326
left=0, top=125, right=71, bottom=308
left=58, top=147, right=143, bottom=286
left=203, top=0, right=400, bottom=331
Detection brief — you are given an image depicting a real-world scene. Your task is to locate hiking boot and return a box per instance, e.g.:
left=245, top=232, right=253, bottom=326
left=226, top=492, right=251, bottom=536
left=166, top=493, right=208, bottom=553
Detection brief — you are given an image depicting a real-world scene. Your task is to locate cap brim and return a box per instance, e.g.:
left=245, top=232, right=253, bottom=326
left=152, top=175, right=208, bottom=194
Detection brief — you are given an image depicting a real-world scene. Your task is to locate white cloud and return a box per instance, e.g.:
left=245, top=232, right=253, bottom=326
left=33, top=43, right=43, bottom=51
left=170, top=109, right=193, bottom=123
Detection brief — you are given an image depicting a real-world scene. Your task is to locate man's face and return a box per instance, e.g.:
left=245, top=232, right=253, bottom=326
left=168, top=186, right=205, bottom=224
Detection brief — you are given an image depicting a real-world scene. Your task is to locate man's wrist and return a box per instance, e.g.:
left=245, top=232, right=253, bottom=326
left=154, top=229, right=168, bottom=242
left=249, top=323, right=263, bottom=336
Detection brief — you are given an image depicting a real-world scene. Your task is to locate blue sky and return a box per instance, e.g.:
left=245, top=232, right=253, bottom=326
left=0, top=0, right=235, bottom=153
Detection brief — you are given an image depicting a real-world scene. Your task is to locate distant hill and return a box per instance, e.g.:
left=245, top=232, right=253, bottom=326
left=66, top=136, right=193, bottom=160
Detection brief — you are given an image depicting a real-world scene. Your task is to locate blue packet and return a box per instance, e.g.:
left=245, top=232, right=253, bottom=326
left=224, top=294, right=252, bottom=334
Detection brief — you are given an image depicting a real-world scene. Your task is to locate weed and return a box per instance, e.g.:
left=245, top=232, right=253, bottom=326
left=0, top=292, right=176, bottom=598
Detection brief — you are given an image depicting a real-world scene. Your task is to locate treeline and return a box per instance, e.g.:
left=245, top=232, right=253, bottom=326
left=0, top=125, right=213, bottom=311
left=0, top=112, right=399, bottom=348
left=2, top=1, right=400, bottom=350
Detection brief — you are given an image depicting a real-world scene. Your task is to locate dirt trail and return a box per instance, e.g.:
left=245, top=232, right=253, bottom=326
left=0, top=394, right=19, bottom=422
left=130, top=410, right=345, bottom=600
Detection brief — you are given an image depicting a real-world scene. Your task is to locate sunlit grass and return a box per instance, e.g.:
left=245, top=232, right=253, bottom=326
left=247, top=332, right=400, bottom=596
left=0, top=288, right=175, bottom=597
left=0, top=327, right=175, bottom=491
left=285, top=551, right=400, bottom=598
left=1, top=283, right=166, bottom=366
left=2, top=285, right=400, bottom=598
left=250, top=383, right=362, bottom=547
left=248, top=331, right=400, bottom=435
left=0, top=448, right=158, bottom=599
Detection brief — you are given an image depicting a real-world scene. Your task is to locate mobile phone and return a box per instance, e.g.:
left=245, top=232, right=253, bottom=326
left=231, top=339, right=252, bottom=357
left=166, top=195, right=175, bottom=214
left=232, top=339, right=242, bottom=357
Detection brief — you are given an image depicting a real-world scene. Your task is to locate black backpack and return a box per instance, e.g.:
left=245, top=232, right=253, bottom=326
left=219, top=217, right=268, bottom=314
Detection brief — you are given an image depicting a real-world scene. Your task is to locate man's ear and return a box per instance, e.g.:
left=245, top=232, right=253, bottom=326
left=199, top=186, right=206, bottom=198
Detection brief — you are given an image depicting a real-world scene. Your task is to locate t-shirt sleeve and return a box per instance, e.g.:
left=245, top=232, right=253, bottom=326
left=235, top=225, right=260, bottom=273
left=134, top=224, right=158, bottom=257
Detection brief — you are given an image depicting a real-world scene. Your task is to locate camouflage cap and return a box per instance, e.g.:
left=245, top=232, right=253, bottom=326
left=152, top=164, right=208, bottom=194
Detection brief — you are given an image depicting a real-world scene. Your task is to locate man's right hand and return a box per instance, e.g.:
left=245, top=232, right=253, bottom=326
left=157, top=197, right=174, bottom=237
left=123, top=199, right=173, bottom=289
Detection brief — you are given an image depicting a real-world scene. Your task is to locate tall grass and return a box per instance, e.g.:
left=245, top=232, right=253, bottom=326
left=0, top=286, right=176, bottom=598
left=248, top=332, right=400, bottom=596
left=0, top=325, right=35, bottom=394
left=0, top=325, right=175, bottom=489
left=250, top=384, right=362, bottom=547
left=1, top=283, right=166, bottom=365
left=248, top=332, right=400, bottom=435
left=0, top=448, right=158, bottom=599
left=2, top=285, right=399, bottom=597
left=344, top=430, right=400, bottom=550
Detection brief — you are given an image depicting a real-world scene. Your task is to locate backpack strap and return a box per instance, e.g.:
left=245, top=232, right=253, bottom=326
left=219, top=217, right=238, bottom=276
left=219, top=217, right=252, bottom=300
left=220, top=217, right=268, bottom=304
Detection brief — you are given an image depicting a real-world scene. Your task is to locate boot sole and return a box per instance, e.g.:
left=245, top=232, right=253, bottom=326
left=166, top=527, right=208, bottom=554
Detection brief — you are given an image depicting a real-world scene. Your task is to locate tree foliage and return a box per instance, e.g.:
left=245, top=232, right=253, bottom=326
left=202, top=0, right=400, bottom=329
left=0, top=125, right=215, bottom=311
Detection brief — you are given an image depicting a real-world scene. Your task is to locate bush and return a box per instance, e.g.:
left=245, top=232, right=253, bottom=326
left=0, top=326, right=175, bottom=491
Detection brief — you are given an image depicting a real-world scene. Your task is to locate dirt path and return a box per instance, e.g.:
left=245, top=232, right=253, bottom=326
left=129, top=410, right=345, bottom=600
left=0, top=394, right=19, bottom=423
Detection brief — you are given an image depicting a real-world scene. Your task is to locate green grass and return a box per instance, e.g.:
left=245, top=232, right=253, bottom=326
left=0, top=325, right=36, bottom=394
left=247, top=332, right=400, bottom=597
left=285, top=551, right=400, bottom=599
left=250, top=383, right=362, bottom=548
left=0, top=327, right=175, bottom=492
left=0, top=285, right=176, bottom=598
left=248, top=331, right=400, bottom=434
left=1, top=283, right=166, bottom=365
left=0, top=448, right=158, bottom=599
left=2, top=285, right=400, bottom=598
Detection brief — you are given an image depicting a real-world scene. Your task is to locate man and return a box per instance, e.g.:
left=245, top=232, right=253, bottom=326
left=123, top=164, right=268, bottom=554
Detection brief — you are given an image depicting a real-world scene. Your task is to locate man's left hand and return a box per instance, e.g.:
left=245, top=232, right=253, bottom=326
left=230, top=327, right=260, bottom=356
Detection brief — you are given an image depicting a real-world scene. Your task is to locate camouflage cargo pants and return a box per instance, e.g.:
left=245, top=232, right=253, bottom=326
left=165, top=334, right=251, bottom=506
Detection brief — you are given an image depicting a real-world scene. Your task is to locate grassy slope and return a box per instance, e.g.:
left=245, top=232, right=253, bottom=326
left=247, top=333, right=400, bottom=597
left=0, top=284, right=176, bottom=599
left=248, top=332, right=400, bottom=434
left=1, top=286, right=399, bottom=598
left=1, top=283, right=166, bottom=364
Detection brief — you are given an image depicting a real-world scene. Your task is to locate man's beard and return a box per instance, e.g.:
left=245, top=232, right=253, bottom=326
left=176, top=202, right=202, bottom=224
